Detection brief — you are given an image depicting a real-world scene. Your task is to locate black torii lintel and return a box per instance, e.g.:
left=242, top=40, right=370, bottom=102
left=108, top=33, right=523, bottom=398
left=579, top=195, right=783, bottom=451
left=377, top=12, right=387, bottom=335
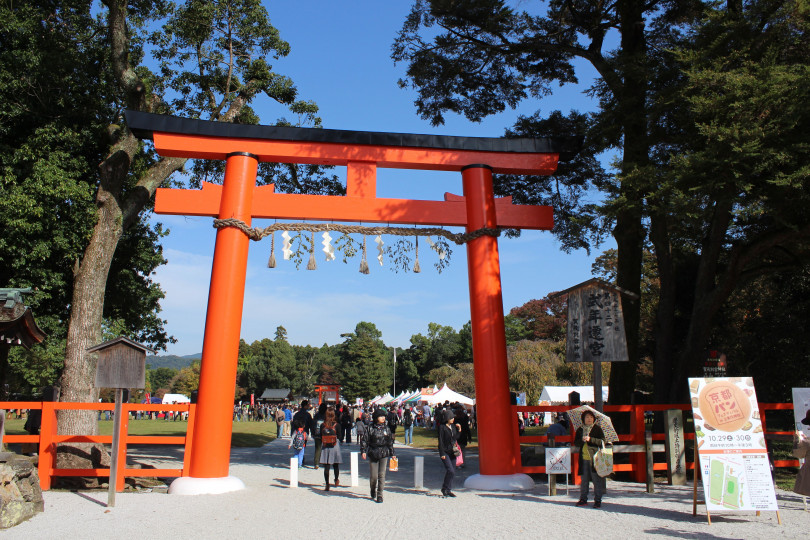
left=125, top=110, right=581, bottom=161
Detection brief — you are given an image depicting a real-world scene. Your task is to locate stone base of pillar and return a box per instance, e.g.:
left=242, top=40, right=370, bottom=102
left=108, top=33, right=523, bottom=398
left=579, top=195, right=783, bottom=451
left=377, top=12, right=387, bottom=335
left=168, top=476, right=245, bottom=495
left=463, top=473, right=535, bottom=491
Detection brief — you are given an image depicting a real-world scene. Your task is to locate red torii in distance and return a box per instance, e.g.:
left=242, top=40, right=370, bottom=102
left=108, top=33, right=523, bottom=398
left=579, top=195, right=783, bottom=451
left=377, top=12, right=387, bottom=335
left=126, top=111, right=569, bottom=494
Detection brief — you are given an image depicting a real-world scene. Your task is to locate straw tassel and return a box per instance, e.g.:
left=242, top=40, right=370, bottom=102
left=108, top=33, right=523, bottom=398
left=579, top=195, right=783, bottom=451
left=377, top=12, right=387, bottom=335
left=359, top=235, right=370, bottom=274
left=267, top=232, right=277, bottom=268
left=413, top=235, right=421, bottom=273
left=307, top=231, right=317, bottom=270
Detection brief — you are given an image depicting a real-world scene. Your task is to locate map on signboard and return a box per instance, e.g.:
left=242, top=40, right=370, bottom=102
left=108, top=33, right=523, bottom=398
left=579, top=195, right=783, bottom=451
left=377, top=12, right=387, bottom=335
left=563, top=280, right=629, bottom=363
left=688, top=377, right=779, bottom=512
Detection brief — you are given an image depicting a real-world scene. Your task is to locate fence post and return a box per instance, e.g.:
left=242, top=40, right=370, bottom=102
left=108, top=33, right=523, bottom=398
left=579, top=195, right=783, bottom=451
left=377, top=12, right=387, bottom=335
left=548, top=434, right=557, bottom=496
left=630, top=405, right=646, bottom=482
left=645, top=430, right=655, bottom=493
left=115, top=400, right=130, bottom=492
left=182, top=404, right=196, bottom=477
left=571, top=423, right=581, bottom=485
left=38, top=402, right=56, bottom=490
left=414, top=456, right=424, bottom=489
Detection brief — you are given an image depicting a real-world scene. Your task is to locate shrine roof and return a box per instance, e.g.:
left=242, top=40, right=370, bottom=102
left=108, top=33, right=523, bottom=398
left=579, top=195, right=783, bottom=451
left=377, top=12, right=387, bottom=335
left=125, top=110, right=580, bottom=161
left=0, top=307, right=46, bottom=349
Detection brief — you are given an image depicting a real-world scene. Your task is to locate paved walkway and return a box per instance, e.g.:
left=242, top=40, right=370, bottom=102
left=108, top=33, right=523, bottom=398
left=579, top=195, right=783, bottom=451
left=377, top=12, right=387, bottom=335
left=4, top=438, right=809, bottom=538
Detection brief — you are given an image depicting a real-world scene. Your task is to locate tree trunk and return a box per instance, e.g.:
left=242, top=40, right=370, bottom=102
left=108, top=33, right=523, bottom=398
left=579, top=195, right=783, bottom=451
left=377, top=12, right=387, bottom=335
left=649, top=212, right=677, bottom=403
left=58, top=160, right=127, bottom=435
left=608, top=0, right=649, bottom=406
left=0, top=345, right=9, bottom=401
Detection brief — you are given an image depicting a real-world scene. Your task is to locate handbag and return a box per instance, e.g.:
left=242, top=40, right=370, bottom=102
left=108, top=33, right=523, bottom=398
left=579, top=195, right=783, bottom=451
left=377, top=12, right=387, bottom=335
left=455, top=451, right=464, bottom=467
left=389, top=455, right=399, bottom=471
left=452, top=442, right=461, bottom=458
left=593, top=440, right=614, bottom=477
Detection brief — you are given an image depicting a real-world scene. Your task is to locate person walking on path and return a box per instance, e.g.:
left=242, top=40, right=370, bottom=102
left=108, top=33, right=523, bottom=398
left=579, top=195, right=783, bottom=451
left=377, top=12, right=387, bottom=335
left=574, top=410, right=606, bottom=508
left=319, top=407, right=343, bottom=491
left=386, top=405, right=399, bottom=439
left=340, top=405, right=353, bottom=444
left=361, top=409, right=395, bottom=503
left=402, top=406, right=414, bottom=445
left=282, top=403, right=293, bottom=438
left=355, top=413, right=368, bottom=446
left=275, top=407, right=285, bottom=438
left=289, top=419, right=308, bottom=468
left=438, top=409, right=461, bottom=497
left=454, top=406, right=471, bottom=467
left=312, top=402, right=328, bottom=469
left=792, top=410, right=810, bottom=497
left=292, top=400, right=314, bottom=467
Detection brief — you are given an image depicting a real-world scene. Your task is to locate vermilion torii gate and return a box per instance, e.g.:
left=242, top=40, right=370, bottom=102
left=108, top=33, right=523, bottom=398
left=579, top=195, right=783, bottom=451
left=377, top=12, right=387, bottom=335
left=126, top=110, right=571, bottom=494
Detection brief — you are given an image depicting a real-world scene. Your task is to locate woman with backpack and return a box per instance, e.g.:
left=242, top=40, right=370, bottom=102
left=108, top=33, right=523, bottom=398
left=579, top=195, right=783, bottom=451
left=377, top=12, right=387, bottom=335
left=289, top=419, right=308, bottom=468
left=319, top=406, right=343, bottom=491
left=361, top=409, right=395, bottom=503
left=402, top=406, right=414, bottom=445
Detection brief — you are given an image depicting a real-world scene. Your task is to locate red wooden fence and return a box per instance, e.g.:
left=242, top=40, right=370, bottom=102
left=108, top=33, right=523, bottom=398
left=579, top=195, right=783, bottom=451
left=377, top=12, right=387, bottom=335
left=1, top=401, right=195, bottom=491
left=512, top=403, right=799, bottom=483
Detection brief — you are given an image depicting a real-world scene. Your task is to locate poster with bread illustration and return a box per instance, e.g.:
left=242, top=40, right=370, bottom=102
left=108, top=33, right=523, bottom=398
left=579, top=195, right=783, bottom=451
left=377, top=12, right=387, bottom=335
left=688, top=377, right=778, bottom=512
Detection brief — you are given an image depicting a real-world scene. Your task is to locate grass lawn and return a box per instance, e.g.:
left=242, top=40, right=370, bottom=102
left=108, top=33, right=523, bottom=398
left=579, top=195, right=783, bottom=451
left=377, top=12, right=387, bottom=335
left=2, top=417, right=277, bottom=448
left=393, top=426, right=478, bottom=450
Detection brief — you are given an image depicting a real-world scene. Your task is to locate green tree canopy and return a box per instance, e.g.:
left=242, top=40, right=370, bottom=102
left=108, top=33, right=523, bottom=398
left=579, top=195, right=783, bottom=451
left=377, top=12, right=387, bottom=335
left=338, top=322, right=391, bottom=401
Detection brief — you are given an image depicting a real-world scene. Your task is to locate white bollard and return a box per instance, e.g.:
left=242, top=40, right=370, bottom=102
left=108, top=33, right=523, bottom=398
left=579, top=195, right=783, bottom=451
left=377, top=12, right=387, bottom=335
left=290, top=457, right=298, bottom=488
left=351, top=452, right=359, bottom=487
left=414, top=456, right=424, bottom=489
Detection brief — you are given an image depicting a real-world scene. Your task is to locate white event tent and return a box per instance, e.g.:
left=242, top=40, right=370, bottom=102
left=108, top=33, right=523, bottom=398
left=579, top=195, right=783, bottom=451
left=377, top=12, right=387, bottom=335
left=538, top=386, right=609, bottom=405
left=422, top=383, right=474, bottom=406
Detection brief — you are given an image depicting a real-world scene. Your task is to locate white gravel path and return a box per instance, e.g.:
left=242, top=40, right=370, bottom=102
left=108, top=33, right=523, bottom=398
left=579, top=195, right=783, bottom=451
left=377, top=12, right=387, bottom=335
left=4, top=438, right=809, bottom=539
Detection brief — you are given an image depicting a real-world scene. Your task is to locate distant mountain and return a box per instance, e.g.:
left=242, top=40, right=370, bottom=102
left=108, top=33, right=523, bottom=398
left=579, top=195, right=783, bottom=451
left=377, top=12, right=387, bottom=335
left=146, top=353, right=201, bottom=370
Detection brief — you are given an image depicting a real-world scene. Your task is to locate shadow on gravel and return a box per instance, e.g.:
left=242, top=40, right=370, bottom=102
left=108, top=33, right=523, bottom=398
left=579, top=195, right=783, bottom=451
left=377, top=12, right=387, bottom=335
left=643, top=526, right=751, bottom=538
left=476, top=491, right=749, bottom=524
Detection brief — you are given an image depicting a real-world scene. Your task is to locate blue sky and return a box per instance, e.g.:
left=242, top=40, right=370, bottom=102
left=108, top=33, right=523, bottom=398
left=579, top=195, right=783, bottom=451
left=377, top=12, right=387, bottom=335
left=151, top=1, right=614, bottom=356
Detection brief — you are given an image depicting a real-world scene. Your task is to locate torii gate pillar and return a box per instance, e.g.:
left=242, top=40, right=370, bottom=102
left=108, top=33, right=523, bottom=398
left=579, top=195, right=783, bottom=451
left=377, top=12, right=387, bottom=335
left=169, top=152, right=258, bottom=495
left=462, top=165, right=532, bottom=490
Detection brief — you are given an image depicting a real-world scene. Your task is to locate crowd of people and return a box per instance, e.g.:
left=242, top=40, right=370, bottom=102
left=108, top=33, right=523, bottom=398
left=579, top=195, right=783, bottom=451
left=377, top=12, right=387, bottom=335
left=273, top=398, right=473, bottom=501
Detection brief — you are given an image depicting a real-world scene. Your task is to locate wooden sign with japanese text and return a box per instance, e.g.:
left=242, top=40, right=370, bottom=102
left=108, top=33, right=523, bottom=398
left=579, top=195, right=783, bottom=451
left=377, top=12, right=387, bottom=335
left=565, top=283, right=628, bottom=363
left=689, top=377, right=778, bottom=512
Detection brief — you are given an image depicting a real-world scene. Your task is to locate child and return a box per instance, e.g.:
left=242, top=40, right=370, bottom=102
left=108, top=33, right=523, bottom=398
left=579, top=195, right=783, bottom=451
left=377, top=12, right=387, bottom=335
left=289, top=419, right=308, bottom=468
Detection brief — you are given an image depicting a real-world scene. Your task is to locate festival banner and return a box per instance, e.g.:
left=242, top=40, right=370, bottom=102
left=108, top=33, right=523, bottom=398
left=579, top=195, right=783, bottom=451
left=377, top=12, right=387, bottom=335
left=688, top=377, right=778, bottom=512
left=792, top=388, right=810, bottom=439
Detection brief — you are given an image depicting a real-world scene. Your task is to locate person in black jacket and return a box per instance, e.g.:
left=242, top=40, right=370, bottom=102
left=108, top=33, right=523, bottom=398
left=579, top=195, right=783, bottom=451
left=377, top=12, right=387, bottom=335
left=386, top=406, right=399, bottom=438
left=454, top=405, right=471, bottom=467
left=574, top=410, right=606, bottom=508
left=292, top=400, right=314, bottom=467
left=438, top=409, right=461, bottom=497
left=361, top=409, right=395, bottom=503
left=340, top=405, right=353, bottom=444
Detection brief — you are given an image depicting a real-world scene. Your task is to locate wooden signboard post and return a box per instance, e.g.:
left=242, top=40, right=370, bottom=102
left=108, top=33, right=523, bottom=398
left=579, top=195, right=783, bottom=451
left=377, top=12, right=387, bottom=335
left=552, top=279, right=637, bottom=412
left=89, top=337, right=152, bottom=508
left=665, top=409, right=687, bottom=485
